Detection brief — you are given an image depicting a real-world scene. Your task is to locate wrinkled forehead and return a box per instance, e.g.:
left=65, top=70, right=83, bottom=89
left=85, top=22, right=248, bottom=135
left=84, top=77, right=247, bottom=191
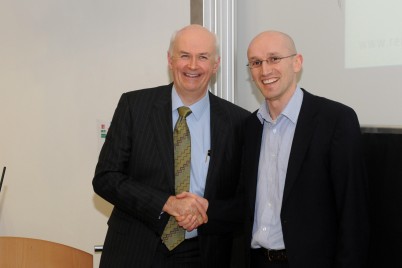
left=171, top=26, right=218, bottom=56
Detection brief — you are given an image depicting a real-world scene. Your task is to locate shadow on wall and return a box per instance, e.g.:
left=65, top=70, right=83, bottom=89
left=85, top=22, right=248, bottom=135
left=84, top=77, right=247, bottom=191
left=0, top=186, right=7, bottom=219
left=92, top=194, right=113, bottom=219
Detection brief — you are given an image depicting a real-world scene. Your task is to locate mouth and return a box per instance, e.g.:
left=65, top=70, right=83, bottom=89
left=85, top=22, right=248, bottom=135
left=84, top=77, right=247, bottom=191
left=184, top=72, right=201, bottom=78
left=262, top=77, right=279, bottom=85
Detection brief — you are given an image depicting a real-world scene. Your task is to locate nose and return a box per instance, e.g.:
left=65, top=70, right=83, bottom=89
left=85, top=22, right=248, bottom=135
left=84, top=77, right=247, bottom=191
left=188, top=57, right=198, bottom=69
left=261, top=60, right=274, bottom=75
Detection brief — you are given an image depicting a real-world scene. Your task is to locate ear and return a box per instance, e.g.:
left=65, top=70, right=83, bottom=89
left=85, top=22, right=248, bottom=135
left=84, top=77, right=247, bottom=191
left=212, top=56, right=221, bottom=74
left=167, top=52, right=173, bottom=70
left=293, top=54, right=303, bottom=73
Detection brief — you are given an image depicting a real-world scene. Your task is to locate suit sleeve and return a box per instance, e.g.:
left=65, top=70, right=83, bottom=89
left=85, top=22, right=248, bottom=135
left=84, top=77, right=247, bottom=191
left=92, top=93, right=170, bottom=234
left=330, top=107, right=370, bottom=267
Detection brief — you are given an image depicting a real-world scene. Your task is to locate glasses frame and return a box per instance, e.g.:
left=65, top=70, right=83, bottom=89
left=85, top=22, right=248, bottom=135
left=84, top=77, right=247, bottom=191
left=247, top=54, right=297, bottom=69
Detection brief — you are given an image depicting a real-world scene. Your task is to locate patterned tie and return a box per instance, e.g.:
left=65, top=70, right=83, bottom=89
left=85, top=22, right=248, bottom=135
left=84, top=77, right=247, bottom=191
left=161, top=106, right=192, bottom=251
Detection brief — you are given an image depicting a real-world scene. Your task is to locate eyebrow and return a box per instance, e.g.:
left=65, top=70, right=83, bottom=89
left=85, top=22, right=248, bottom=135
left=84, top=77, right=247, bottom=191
left=178, top=51, right=211, bottom=57
left=249, top=52, right=289, bottom=61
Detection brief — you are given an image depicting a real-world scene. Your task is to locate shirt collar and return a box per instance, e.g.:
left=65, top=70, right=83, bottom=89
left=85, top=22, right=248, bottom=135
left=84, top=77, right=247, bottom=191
left=257, top=86, right=303, bottom=125
left=172, top=86, right=210, bottom=120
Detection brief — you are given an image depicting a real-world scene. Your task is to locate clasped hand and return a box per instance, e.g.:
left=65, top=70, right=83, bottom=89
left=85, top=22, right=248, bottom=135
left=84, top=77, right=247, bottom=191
left=163, top=192, right=208, bottom=231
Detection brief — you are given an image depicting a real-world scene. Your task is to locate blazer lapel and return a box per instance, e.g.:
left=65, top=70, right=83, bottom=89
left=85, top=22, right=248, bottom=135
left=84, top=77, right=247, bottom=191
left=150, top=84, right=175, bottom=193
left=203, top=93, right=229, bottom=197
left=246, top=114, right=264, bottom=213
left=282, top=90, right=318, bottom=204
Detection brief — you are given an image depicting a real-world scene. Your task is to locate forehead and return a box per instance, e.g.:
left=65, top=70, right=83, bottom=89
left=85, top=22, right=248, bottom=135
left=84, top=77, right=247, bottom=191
left=173, top=29, right=216, bottom=54
left=248, top=32, right=291, bottom=58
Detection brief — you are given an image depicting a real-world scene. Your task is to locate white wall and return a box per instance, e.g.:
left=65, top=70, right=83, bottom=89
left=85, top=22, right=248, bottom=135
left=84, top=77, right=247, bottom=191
left=0, top=0, right=190, bottom=267
left=4, top=0, right=400, bottom=265
left=235, top=0, right=402, bottom=127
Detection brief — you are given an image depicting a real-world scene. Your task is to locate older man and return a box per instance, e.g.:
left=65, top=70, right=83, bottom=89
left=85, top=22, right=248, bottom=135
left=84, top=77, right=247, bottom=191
left=93, top=24, right=250, bottom=268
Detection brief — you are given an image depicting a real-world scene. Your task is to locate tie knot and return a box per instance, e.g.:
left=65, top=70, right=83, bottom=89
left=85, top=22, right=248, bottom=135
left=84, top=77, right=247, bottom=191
left=178, top=106, right=192, bottom=118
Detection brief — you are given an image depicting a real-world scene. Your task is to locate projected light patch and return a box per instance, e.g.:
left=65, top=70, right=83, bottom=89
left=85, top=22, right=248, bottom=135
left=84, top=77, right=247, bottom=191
left=345, top=0, right=402, bottom=68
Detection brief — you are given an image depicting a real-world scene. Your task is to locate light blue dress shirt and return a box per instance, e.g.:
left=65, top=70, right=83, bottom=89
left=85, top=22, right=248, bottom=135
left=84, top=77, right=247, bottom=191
left=172, top=86, right=211, bottom=238
left=251, top=87, right=303, bottom=250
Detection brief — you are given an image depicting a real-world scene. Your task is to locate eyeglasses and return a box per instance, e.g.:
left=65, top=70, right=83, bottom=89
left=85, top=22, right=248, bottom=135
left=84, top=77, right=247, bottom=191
left=247, top=54, right=297, bottom=69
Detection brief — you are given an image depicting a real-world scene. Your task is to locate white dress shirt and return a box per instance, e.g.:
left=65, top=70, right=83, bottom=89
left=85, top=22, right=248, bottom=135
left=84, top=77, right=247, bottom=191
left=251, top=87, right=303, bottom=249
left=172, top=86, right=211, bottom=238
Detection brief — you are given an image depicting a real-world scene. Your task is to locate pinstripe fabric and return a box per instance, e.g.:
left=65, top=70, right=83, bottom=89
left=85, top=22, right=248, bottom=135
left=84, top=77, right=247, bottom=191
left=93, top=83, right=251, bottom=267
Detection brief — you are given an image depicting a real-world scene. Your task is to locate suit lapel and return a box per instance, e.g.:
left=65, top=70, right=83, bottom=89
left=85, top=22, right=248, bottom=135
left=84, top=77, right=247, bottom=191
left=204, top=93, right=229, bottom=197
left=246, top=114, right=264, bottom=213
left=150, top=84, right=175, bottom=193
left=282, top=90, right=318, bottom=204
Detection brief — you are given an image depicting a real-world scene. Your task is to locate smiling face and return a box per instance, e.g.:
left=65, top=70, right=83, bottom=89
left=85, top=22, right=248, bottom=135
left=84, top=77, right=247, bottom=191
left=168, top=25, right=220, bottom=105
left=247, top=31, right=302, bottom=106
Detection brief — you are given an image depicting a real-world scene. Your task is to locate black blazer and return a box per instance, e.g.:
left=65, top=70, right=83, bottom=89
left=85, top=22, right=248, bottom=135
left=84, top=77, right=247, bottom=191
left=242, top=89, right=370, bottom=267
left=93, top=83, right=250, bottom=267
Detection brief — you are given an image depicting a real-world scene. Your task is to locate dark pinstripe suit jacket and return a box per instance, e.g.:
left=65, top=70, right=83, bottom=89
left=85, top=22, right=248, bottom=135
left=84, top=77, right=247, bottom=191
left=93, top=83, right=250, bottom=267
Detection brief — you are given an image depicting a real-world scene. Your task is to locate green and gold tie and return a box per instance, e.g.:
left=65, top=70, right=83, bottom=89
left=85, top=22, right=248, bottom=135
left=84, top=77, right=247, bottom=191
left=161, top=106, right=192, bottom=251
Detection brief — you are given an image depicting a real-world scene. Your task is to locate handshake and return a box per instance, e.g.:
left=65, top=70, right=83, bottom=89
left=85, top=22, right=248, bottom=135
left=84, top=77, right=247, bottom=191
left=162, top=192, right=209, bottom=231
